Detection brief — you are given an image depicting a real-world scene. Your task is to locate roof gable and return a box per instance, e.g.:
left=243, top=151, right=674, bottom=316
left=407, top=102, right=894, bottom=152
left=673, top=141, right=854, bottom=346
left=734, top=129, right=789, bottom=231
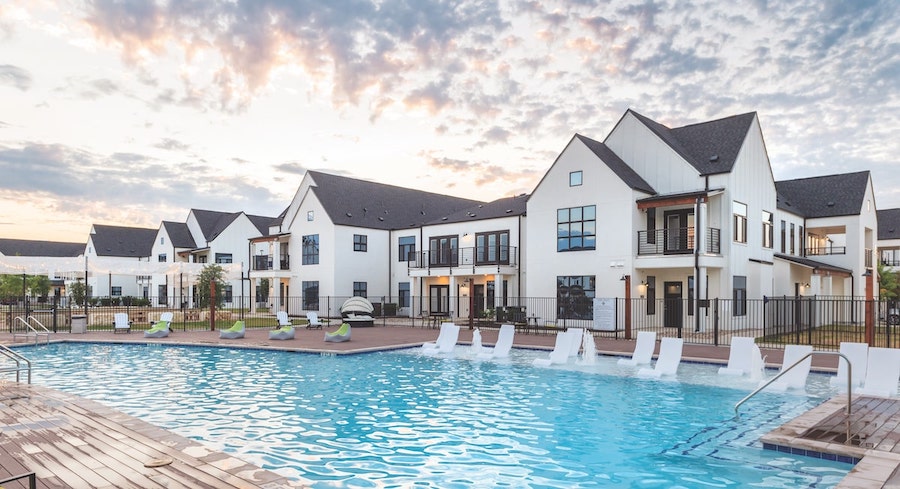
left=90, top=224, right=157, bottom=257
left=574, top=134, right=655, bottom=194
left=776, top=171, right=870, bottom=218
left=0, top=239, right=84, bottom=257
left=189, top=209, right=242, bottom=241
left=161, top=221, right=197, bottom=249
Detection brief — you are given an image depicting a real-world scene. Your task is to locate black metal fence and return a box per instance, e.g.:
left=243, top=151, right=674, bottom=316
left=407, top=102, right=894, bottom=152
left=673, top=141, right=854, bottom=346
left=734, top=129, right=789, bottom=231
left=3, top=294, right=898, bottom=351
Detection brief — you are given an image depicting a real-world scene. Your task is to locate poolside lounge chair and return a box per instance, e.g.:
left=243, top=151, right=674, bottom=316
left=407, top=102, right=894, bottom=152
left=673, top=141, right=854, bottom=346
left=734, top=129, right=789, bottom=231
left=269, top=325, right=295, bottom=340
left=324, top=322, right=351, bottom=343
left=114, top=313, right=131, bottom=334
left=637, top=337, right=683, bottom=378
left=617, top=331, right=656, bottom=366
left=219, top=320, right=245, bottom=339
left=276, top=311, right=292, bottom=328
left=144, top=312, right=173, bottom=338
left=764, top=344, right=814, bottom=391
left=306, top=312, right=323, bottom=329
left=477, top=324, right=515, bottom=359
left=858, top=347, right=900, bottom=397
left=341, top=296, right=375, bottom=327
left=533, top=331, right=571, bottom=367
left=718, top=337, right=765, bottom=379
left=830, top=342, right=868, bottom=389
left=422, top=322, right=459, bottom=355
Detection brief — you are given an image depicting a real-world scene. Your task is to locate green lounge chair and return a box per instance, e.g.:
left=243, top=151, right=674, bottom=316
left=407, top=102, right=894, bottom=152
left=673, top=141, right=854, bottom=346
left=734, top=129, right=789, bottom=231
left=324, top=323, right=351, bottom=343
left=144, top=312, right=173, bottom=338
left=219, top=320, right=245, bottom=339
left=269, top=325, right=295, bottom=340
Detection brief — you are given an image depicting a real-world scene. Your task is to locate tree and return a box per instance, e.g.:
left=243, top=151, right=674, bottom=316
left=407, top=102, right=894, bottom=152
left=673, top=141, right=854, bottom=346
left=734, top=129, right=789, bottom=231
left=879, top=261, right=900, bottom=300
left=0, top=274, right=24, bottom=299
left=69, top=280, right=86, bottom=306
left=196, top=264, right=227, bottom=308
left=28, top=275, right=51, bottom=298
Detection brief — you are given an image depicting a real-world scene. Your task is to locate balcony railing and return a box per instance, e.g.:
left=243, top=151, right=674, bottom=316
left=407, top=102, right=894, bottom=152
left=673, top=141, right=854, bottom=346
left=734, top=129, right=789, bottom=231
left=408, top=246, right=518, bottom=270
left=805, top=246, right=846, bottom=256
left=252, top=255, right=290, bottom=271
left=637, top=227, right=720, bottom=255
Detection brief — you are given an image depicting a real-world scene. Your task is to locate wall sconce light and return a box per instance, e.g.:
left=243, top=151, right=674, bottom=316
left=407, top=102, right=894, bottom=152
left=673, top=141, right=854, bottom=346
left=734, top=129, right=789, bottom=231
left=620, top=274, right=628, bottom=281
left=640, top=280, right=647, bottom=286
left=803, top=282, right=811, bottom=288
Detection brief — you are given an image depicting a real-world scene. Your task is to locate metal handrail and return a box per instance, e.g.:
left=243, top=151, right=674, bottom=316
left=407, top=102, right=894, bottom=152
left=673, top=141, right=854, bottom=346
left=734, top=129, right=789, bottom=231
left=0, top=471, right=37, bottom=488
left=734, top=351, right=851, bottom=420
left=0, top=343, right=32, bottom=384
left=12, top=316, right=50, bottom=345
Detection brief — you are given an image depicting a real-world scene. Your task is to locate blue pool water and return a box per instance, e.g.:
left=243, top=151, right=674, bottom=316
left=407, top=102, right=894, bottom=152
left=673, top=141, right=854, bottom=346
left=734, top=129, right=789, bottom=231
left=13, top=343, right=851, bottom=487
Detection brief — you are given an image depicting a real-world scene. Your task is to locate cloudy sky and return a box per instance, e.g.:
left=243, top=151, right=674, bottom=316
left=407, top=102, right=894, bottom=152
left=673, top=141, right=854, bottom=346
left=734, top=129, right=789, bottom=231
left=1, top=0, right=898, bottom=242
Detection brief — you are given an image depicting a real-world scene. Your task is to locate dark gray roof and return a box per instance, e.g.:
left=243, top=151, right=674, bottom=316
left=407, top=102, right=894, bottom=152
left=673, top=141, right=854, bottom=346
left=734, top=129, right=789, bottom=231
left=775, top=171, right=870, bottom=218
left=90, top=224, right=156, bottom=257
left=427, top=194, right=528, bottom=225
left=574, top=134, right=656, bottom=194
left=161, top=221, right=197, bottom=249
left=626, top=110, right=757, bottom=176
left=774, top=253, right=853, bottom=275
left=878, top=209, right=900, bottom=240
left=247, top=214, right=280, bottom=236
left=307, top=171, right=484, bottom=230
left=0, top=238, right=84, bottom=257
left=190, top=209, right=242, bottom=242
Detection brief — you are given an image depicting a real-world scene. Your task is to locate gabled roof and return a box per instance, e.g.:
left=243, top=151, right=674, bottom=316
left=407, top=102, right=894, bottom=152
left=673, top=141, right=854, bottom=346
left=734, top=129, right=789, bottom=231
left=428, top=194, right=528, bottom=225
left=574, top=134, right=655, bottom=194
left=774, top=253, right=853, bottom=275
left=307, top=171, right=484, bottom=230
left=0, top=238, right=84, bottom=257
left=190, top=209, right=242, bottom=242
left=775, top=171, right=870, bottom=218
left=161, top=221, right=197, bottom=249
left=90, top=224, right=156, bottom=257
left=247, top=214, right=280, bottom=236
left=878, top=208, right=900, bottom=241
left=627, top=110, right=757, bottom=176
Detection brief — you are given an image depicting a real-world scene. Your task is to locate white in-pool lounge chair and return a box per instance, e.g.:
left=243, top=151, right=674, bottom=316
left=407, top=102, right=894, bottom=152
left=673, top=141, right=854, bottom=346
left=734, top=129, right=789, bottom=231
left=533, top=331, right=571, bottom=367
left=718, top=337, right=764, bottom=379
left=858, top=347, right=900, bottom=397
left=637, top=337, right=683, bottom=378
left=306, top=312, right=323, bottom=329
left=422, top=322, right=459, bottom=355
left=114, top=312, right=132, bottom=334
left=830, top=342, right=868, bottom=389
left=478, top=324, right=515, bottom=359
left=564, top=328, right=584, bottom=357
left=617, top=331, right=656, bottom=366
left=764, top=344, right=814, bottom=391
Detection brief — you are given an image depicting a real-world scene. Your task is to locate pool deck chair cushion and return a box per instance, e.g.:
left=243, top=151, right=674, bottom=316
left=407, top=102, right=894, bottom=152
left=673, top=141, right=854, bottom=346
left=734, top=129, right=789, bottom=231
left=718, top=337, right=761, bottom=377
left=830, top=342, right=868, bottom=389
left=269, top=325, right=295, bottom=340
left=638, top=337, right=683, bottom=378
left=324, top=323, right=351, bottom=343
left=533, top=331, right=571, bottom=367
left=219, top=321, right=245, bottom=339
left=306, top=312, right=323, bottom=329
left=276, top=311, right=291, bottom=328
left=859, top=347, right=900, bottom=398
left=422, top=322, right=460, bottom=355
left=477, top=324, right=515, bottom=359
left=617, top=331, right=656, bottom=366
left=114, top=313, right=132, bottom=334
left=765, top=344, right=814, bottom=391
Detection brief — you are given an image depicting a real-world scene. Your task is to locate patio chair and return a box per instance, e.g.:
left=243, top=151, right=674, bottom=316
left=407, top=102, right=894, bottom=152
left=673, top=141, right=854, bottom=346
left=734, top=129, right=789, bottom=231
left=114, top=313, right=131, bottom=334
left=764, top=344, right=813, bottom=391
left=477, top=324, right=515, bottom=359
left=276, top=311, right=291, bottom=328
left=306, top=312, right=324, bottom=329
left=617, top=331, right=656, bottom=366
left=422, top=322, right=459, bottom=355
left=219, top=320, right=245, bottom=339
left=830, top=342, right=868, bottom=390
left=324, top=323, right=351, bottom=343
left=269, top=324, right=295, bottom=340
left=144, top=312, right=173, bottom=338
left=637, top=337, right=683, bottom=378
left=858, top=347, right=900, bottom=397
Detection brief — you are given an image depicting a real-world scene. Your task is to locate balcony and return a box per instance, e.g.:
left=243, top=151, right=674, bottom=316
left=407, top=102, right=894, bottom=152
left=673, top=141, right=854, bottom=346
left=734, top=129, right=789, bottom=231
left=637, top=227, right=720, bottom=256
left=408, top=246, right=519, bottom=270
left=252, top=254, right=290, bottom=271
left=805, top=246, right=846, bottom=256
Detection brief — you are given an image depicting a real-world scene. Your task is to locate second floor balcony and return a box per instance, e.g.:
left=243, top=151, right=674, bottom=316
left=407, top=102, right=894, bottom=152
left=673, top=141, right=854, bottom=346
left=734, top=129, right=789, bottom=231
left=252, top=254, right=290, bottom=271
left=408, top=246, right=519, bottom=271
left=805, top=246, right=847, bottom=256
left=637, top=227, right=721, bottom=256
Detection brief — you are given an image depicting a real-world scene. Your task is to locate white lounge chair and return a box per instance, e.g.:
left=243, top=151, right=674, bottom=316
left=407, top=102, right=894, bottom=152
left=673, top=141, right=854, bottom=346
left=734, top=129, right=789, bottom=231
left=423, top=322, right=459, bottom=355
left=765, top=344, right=814, bottom=391
left=114, top=313, right=131, bottom=334
left=718, top=337, right=763, bottom=377
left=533, top=331, right=571, bottom=367
left=617, top=331, right=657, bottom=366
left=564, top=328, right=584, bottom=357
left=306, top=312, right=323, bottom=329
left=637, top=337, right=683, bottom=378
left=830, top=342, right=868, bottom=389
left=276, top=311, right=291, bottom=327
left=858, top=347, right=900, bottom=397
left=478, top=324, right=515, bottom=359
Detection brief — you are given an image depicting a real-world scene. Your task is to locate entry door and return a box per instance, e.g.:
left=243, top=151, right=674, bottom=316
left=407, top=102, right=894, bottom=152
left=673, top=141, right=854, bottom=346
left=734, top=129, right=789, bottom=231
left=429, top=285, right=450, bottom=314
left=473, top=284, right=485, bottom=317
left=664, top=281, right=683, bottom=329
left=664, top=210, right=694, bottom=254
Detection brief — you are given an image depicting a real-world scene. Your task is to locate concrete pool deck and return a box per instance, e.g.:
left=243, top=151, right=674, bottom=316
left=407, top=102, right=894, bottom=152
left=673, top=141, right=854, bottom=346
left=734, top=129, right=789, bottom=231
left=0, top=325, right=895, bottom=488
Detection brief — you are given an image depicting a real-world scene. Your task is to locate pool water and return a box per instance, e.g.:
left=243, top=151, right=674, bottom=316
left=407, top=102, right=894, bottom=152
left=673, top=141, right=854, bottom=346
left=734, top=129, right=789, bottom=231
left=16, top=343, right=851, bottom=487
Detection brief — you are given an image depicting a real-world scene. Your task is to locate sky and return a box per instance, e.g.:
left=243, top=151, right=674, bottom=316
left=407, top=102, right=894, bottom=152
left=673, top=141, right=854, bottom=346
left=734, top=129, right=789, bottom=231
left=0, top=0, right=898, bottom=243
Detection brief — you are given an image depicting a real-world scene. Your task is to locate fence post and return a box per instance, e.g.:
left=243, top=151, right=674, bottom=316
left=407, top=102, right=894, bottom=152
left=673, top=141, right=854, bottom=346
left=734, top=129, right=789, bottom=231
left=713, top=298, right=720, bottom=346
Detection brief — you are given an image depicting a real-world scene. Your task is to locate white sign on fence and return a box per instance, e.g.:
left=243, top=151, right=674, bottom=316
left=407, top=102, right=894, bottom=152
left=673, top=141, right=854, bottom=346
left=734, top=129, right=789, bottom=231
left=593, top=297, right=616, bottom=331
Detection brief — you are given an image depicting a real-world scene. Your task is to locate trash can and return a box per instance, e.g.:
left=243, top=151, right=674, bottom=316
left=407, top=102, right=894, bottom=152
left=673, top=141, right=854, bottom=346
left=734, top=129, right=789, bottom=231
left=71, top=314, right=87, bottom=334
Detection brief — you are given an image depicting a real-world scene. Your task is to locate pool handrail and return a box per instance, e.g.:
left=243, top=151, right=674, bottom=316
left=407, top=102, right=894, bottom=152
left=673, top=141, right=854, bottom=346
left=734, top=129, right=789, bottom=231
left=0, top=343, right=32, bottom=384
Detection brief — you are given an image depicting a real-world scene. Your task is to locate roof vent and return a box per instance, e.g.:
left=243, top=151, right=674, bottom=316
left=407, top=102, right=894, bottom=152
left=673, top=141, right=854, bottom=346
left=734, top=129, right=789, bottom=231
left=478, top=204, right=483, bottom=208
left=346, top=212, right=352, bottom=217
left=442, top=217, right=448, bottom=221
left=420, top=211, right=426, bottom=215
left=709, top=154, right=719, bottom=162
left=826, top=201, right=834, bottom=207
left=377, top=217, right=384, bottom=221
left=505, top=209, right=513, bottom=213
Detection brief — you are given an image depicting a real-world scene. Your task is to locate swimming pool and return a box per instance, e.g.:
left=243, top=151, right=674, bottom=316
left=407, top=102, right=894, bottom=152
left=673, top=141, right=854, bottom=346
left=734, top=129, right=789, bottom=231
left=17, top=343, right=851, bottom=487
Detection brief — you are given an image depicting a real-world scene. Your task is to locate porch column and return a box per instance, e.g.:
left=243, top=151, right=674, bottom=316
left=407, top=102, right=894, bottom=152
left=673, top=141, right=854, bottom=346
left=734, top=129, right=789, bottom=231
left=695, top=266, right=707, bottom=332
left=696, top=199, right=707, bottom=254
left=411, top=276, right=420, bottom=317
left=449, top=276, right=457, bottom=318
left=495, top=274, right=505, bottom=310
left=273, top=240, right=281, bottom=271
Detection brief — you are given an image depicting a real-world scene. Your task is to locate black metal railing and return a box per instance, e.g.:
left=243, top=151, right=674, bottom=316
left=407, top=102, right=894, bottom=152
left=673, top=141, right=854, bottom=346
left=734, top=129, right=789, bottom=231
left=252, top=254, right=291, bottom=271
left=805, top=246, right=846, bottom=256
left=637, top=227, right=720, bottom=255
left=408, top=246, right=519, bottom=270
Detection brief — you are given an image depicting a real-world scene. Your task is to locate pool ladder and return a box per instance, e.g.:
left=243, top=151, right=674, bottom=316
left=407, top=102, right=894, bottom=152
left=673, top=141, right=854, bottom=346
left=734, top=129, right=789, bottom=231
left=12, top=315, right=52, bottom=345
left=0, top=343, right=32, bottom=384
left=734, top=350, right=852, bottom=420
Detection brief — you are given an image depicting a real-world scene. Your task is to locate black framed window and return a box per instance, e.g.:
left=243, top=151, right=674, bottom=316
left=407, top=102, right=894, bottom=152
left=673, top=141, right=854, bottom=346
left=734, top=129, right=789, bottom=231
left=780, top=220, right=786, bottom=253
left=158, top=253, right=167, bottom=262
left=111, top=286, right=122, bottom=297
left=353, top=234, right=367, bottom=252
left=302, top=281, right=319, bottom=309
left=556, top=275, right=595, bottom=320
left=428, top=235, right=458, bottom=266
left=476, top=230, right=509, bottom=264
left=733, top=201, right=747, bottom=243
left=215, top=253, right=232, bottom=264
left=790, top=224, right=795, bottom=255
left=353, top=281, right=367, bottom=298
left=302, top=234, right=319, bottom=265
left=398, top=282, right=410, bottom=307
left=762, top=211, right=773, bottom=248
left=646, top=276, right=656, bottom=315
left=733, top=276, right=747, bottom=316
left=569, top=170, right=583, bottom=186
left=398, top=236, right=415, bottom=261
left=557, top=205, right=596, bottom=251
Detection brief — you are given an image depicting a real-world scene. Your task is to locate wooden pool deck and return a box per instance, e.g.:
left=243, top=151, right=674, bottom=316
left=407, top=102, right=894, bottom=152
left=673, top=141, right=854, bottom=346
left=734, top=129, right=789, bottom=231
left=0, top=326, right=897, bottom=488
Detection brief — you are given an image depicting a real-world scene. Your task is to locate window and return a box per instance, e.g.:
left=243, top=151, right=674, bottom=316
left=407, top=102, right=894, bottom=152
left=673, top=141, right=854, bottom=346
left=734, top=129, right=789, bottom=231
left=215, top=253, right=233, bottom=264
left=790, top=223, right=795, bottom=255
left=569, top=170, right=583, bottom=186
left=197, top=255, right=207, bottom=263
left=158, top=284, right=167, bottom=305
left=646, top=207, right=656, bottom=245
left=557, top=275, right=595, bottom=320
left=353, top=234, right=367, bottom=252
left=646, top=276, right=656, bottom=315
left=398, top=282, right=410, bottom=308
left=224, top=285, right=233, bottom=302
left=160, top=237, right=165, bottom=245
left=398, top=236, right=416, bottom=262
left=733, top=201, right=747, bottom=243
left=158, top=253, right=167, bottom=262
left=429, top=235, right=458, bottom=266
left=476, top=230, right=509, bottom=264
left=302, top=281, right=319, bottom=309
left=687, top=276, right=694, bottom=316
left=302, top=234, right=319, bottom=265
left=762, top=211, right=773, bottom=248
left=307, top=210, right=314, bottom=221
left=780, top=220, right=786, bottom=253
left=799, top=226, right=805, bottom=256
left=557, top=205, right=596, bottom=251
left=353, top=281, right=367, bottom=298
left=255, top=284, right=269, bottom=303
left=111, top=286, right=122, bottom=297
left=733, top=276, right=747, bottom=316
